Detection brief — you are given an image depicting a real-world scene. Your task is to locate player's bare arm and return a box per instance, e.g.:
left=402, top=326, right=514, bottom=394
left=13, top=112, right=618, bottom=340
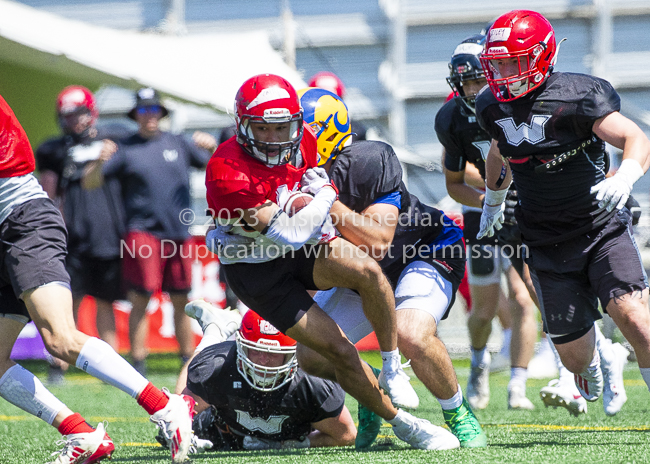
left=81, top=139, right=118, bottom=190
left=308, top=407, right=356, bottom=447
left=329, top=201, right=398, bottom=260
left=484, top=140, right=511, bottom=193
left=592, top=112, right=650, bottom=172
left=443, top=164, right=484, bottom=208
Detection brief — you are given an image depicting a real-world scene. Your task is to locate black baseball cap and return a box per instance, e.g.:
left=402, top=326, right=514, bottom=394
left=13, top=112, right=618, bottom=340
left=127, top=87, right=169, bottom=120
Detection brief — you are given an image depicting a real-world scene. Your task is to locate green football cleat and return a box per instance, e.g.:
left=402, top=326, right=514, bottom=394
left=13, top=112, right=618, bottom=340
left=443, top=398, right=487, bottom=448
left=355, top=365, right=383, bottom=450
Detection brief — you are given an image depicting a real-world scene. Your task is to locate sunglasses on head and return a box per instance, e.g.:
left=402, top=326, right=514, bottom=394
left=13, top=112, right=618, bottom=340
left=136, top=105, right=162, bottom=115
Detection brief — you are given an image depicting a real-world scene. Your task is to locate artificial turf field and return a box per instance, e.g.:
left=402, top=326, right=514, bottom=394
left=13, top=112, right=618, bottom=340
left=2, top=352, right=649, bottom=464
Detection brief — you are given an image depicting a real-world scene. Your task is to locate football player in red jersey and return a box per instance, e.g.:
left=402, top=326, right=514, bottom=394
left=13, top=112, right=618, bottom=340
left=476, top=10, right=650, bottom=411
left=205, top=74, right=460, bottom=450
left=0, top=95, right=197, bottom=463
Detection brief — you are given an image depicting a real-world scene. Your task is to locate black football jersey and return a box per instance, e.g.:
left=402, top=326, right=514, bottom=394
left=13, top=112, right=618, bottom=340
left=435, top=98, right=492, bottom=178
left=35, top=127, right=129, bottom=258
left=186, top=341, right=345, bottom=442
left=475, top=72, right=620, bottom=245
left=329, top=141, right=462, bottom=274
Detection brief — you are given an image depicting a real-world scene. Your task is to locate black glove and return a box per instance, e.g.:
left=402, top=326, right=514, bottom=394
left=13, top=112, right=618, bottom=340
left=625, top=194, right=641, bottom=226
left=503, top=189, right=518, bottom=226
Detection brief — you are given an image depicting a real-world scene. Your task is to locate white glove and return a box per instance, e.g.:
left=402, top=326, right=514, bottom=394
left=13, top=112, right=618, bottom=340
left=477, top=203, right=505, bottom=239
left=206, top=224, right=255, bottom=255
left=189, top=434, right=213, bottom=454
left=590, top=159, right=645, bottom=212
left=242, top=435, right=310, bottom=450
left=591, top=176, right=631, bottom=212
left=300, top=167, right=333, bottom=195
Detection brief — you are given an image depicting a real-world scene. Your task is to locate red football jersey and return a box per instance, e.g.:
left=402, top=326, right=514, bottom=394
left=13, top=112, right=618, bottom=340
left=206, top=123, right=319, bottom=220
left=0, top=95, right=35, bottom=178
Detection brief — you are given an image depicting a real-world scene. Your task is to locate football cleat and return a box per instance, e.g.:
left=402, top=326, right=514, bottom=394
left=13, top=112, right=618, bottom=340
left=443, top=398, right=487, bottom=448
left=540, top=379, right=587, bottom=417
left=574, top=357, right=603, bottom=402
left=392, top=410, right=460, bottom=450
left=150, top=389, right=193, bottom=463
left=185, top=300, right=242, bottom=339
left=467, top=353, right=490, bottom=410
left=602, top=342, right=629, bottom=416
left=507, top=385, right=535, bottom=410
left=378, top=363, right=419, bottom=410
left=47, top=422, right=114, bottom=464
left=355, top=365, right=383, bottom=450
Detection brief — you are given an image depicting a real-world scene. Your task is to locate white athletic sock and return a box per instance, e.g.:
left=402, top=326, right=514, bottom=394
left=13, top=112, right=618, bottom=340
left=387, top=408, right=407, bottom=426
left=76, top=337, right=149, bottom=398
left=594, top=324, right=615, bottom=366
left=438, top=384, right=463, bottom=410
left=640, top=368, right=650, bottom=391
left=381, top=349, right=401, bottom=372
left=508, top=367, right=528, bottom=391
left=194, top=325, right=227, bottom=354
left=0, top=365, right=64, bottom=425
left=500, top=329, right=512, bottom=356
left=549, top=338, right=573, bottom=384
left=471, top=346, right=488, bottom=368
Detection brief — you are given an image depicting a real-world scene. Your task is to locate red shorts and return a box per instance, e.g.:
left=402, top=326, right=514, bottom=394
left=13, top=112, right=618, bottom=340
left=122, top=231, right=193, bottom=294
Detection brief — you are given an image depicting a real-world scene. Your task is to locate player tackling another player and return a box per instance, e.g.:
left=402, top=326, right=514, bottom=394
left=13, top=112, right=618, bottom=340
left=204, top=73, right=460, bottom=451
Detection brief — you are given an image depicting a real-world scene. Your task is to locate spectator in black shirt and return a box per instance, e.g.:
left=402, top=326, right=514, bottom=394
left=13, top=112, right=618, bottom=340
left=84, top=87, right=217, bottom=375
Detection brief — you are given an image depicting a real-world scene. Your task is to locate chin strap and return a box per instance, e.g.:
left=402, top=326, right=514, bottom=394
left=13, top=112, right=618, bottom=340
left=550, top=37, right=567, bottom=68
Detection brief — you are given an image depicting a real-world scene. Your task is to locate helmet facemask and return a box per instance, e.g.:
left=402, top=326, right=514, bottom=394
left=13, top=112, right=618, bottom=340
left=298, top=88, right=353, bottom=166
left=237, top=111, right=303, bottom=167
left=481, top=45, right=547, bottom=101
left=446, top=35, right=487, bottom=114
left=236, top=331, right=298, bottom=392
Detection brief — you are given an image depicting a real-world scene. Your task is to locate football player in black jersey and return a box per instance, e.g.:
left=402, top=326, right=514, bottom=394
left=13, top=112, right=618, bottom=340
left=173, top=301, right=356, bottom=452
left=476, top=10, right=650, bottom=409
left=36, top=86, right=130, bottom=385
left=437, top=33, right=540, bottom=413
left=294, top=88, right=487, bottom=449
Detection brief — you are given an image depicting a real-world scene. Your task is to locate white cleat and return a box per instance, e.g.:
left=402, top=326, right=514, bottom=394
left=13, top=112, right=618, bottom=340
left=391, top=410, right=460, bottom=450
left=574, top=359, right=603, bottom=402
left=540, top=379, right=587, bottom=417
left=185, top=299, right=242, bottom=339
left=47, top=422, right=114, bottom=464
left=150, top=389, right=193, bottom=463
left=467, top=353, right=490, bottom=410
left=602, top=343, right=629, bottom=416
left=379, top=365, right=419, bottom=410
left=508, top=385, right=535, bottom=410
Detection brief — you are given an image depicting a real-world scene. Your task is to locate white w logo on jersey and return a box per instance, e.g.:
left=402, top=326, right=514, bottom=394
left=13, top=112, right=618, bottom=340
left=496, top=115, right=551, bottom=146
left=236, top=410, right=289, bottom=434
left=471, top=141, right=491, bottom=161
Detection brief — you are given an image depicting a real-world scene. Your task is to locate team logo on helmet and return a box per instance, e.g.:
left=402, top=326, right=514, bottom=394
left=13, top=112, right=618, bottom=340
left=298, top=87, right=352, bottom=167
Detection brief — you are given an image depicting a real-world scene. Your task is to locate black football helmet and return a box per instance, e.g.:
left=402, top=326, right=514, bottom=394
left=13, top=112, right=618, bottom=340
left=446, top=34, right=486, bottom=114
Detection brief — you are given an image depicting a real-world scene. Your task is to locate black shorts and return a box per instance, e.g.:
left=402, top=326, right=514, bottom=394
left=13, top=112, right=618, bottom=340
left=221, top=246, right=319, bottom=333
left=464, top=210, right=527, bottom=280
left=68, top=254, right=124, bottom=302
left=527, top=208, right=647, bottom=338
left=0, top=198, right=70, bottom=320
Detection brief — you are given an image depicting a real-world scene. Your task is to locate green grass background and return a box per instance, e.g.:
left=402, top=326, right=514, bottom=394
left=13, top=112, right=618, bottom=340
left=1, top=352, right=649, bottom=464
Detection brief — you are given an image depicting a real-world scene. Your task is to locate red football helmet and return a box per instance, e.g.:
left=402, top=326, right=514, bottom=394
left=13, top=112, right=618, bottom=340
left=56, top=86, right=98, bottom=136
left=234, top=74, right=304, bottom=166
left=307, top=72, right=346, bottom=99
left=236, top=310, right=298, bottom=392
left=480, top=10, right=557, bottom=102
